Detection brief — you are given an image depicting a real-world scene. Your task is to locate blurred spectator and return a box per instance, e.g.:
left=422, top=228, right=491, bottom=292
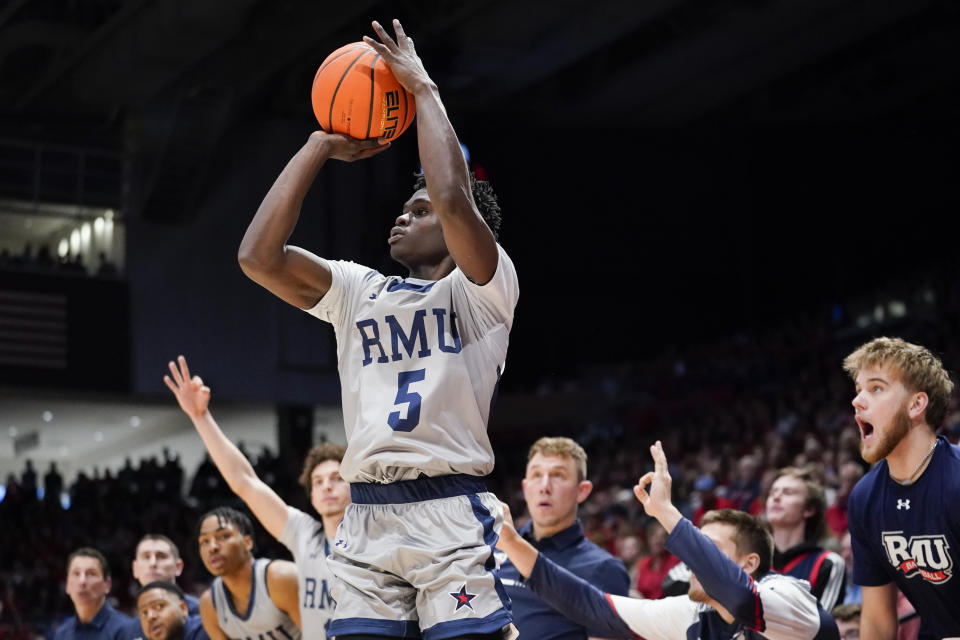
left=633, top=521, right=679, bottom=600
left=825, top=461, right=863, bottom=538
left=44, top=463, right=63, bottom=505
left=20, top=460, right=37, bottom=499
left=725, top=453, right=761, bottom=512
left=767, top=467, right=846, bottom=611
left=691, top=475, right=735, bottom=526
left=96, top=252, right=118, bottom=277
left=831, top=603, right=860, bottom=639
left=839, top=530, right=861, bottom=605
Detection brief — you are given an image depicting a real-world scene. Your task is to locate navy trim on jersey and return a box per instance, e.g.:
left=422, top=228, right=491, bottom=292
left=223, top=561, right=258, bottom=622
left=350, top=473, right=487, bottom=504
left=468, top=494, right=512, bottom=612
left=363, top=270, right=380, bottom=282
left=386, top=279, right=437, bottom=293
left=420, top=609, right=513, bottom=640
left=327, top=617, right=421, bottom=638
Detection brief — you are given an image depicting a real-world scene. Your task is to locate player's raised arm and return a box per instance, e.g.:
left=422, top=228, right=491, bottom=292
left=163, top=355, right=289, bottom=541
left=365, top=19, right=499, bottom=285
left=238, top=131, right=390, bottom=310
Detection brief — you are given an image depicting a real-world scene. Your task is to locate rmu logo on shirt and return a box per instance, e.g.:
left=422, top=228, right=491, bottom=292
left=882, top=531, right=953, bottom=584
left=356, top=308, right=461, bottom=366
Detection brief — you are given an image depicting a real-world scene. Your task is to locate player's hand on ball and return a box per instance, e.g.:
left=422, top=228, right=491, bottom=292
left=313, top=131, right=390, bottom=162
left=363, top=19, right=432, bottom=94
left=634, top=441, right=674, bottom=521
left=164, top=355, right=211, bottom=420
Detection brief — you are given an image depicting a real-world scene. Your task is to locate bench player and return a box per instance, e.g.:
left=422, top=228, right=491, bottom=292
left=844, top=337, right=960, bottom=639
left=165, top=355, right=348, bottom=638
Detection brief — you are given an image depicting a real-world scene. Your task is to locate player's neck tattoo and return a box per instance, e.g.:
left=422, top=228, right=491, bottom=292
left=890, top=437, right=938, bottom=486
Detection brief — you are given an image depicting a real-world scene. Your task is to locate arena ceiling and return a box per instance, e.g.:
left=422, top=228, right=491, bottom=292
left=0, top=0, right=956, bottom=136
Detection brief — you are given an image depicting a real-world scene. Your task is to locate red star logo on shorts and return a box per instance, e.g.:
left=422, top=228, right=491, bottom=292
left=449, top=584, right=476, bottom=611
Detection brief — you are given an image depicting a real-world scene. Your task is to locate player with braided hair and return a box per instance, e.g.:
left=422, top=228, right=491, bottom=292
left=194, top=507, right=301, bottom=640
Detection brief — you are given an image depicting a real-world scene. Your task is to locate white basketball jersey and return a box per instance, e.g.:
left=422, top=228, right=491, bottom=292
left=307, top=244, right=519, bottom=483
left=279, top=506, right=336, bottom=639
left=210, top=558, right=301, bottom=639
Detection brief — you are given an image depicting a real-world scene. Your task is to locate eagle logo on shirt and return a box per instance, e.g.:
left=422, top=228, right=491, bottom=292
left=882, top=531, right=953, bottom=584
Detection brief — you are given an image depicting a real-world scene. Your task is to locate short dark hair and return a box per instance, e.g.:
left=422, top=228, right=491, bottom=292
left=831, top=603, right=861, bottom=622
left=413, top=172, right=502, bottom=239
left=298, top=443, right=346, bottom=500
left=137, top=534, right=181, bottom=560
left=700, top=509, right=773, bottom=579
left=67, top=547, right=110, bottom=579
left=137, top=580, right=185, bottom=602
left=194, top=506, right=255, bottom=546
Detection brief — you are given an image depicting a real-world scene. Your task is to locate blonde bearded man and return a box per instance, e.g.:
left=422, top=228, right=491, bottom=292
left=844, top=337, right=960, bottom=640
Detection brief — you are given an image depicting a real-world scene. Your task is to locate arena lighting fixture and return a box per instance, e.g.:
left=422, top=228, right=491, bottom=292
left=42, top=411, right=53, bottom=422
left=130, top=415, right=141, bottom=427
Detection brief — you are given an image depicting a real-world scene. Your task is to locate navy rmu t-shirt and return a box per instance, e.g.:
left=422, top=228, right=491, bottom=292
left=848, top=436, right=960, bottom=639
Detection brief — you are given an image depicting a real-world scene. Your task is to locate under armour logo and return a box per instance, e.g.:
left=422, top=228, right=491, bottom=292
left=369, top=293, right=377, bottom=300
left=897, top=499, right=910, bottom=510
left=334, top=539, right=347, bottom=548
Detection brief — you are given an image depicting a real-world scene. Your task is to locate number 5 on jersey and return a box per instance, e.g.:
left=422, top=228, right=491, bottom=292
left=389, top=369, right=426, bottom=432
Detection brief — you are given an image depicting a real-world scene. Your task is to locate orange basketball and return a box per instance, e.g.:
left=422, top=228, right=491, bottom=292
left=311, top=42, right=415, bottom=141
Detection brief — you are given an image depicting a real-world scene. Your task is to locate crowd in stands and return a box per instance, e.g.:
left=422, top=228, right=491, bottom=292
left=2, top=266, right=959, bottom=638
left=0, top=244, right=118, bottom=277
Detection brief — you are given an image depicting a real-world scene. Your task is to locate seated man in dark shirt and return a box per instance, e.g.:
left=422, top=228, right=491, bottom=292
left=136, top=582, right=206, bottom=640
left=122, top=534, right=204, bottom=640
left=55, top=547, right=130, bottom=640
left=497, top=437, right=629, bottom=640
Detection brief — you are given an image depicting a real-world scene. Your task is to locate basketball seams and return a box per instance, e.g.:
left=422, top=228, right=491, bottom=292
left=400, top=86, right=410, bottom=137
left=328, top=49, right=373, bottom=137
left=315, top=43, right=367, bottom=81
left=365, top=54, right=382, bottom=140
left=312, top=41, right=415, bottom=139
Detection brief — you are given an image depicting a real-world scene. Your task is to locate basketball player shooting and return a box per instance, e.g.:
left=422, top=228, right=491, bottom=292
left=238, top=19, right=519, bottom=640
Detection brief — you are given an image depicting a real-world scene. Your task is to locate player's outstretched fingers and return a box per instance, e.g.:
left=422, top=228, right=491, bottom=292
left=163, top=374, right=178, bottom=394
left=634, top=471, right=655, bottom=504
left=178, top=355, right=192, bottom=381
left=393, top=19, right=414, bottom=51
left=168, top=360, right=183, bottom=387
left=371, top=20, right=397, bottom=50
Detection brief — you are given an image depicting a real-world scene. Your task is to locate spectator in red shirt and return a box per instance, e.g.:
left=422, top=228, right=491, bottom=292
left=825, top=461, right=863, bottom=538
left=691, top=475, right=736, bottom=526
left=634, top=521, right=680, bottom=600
